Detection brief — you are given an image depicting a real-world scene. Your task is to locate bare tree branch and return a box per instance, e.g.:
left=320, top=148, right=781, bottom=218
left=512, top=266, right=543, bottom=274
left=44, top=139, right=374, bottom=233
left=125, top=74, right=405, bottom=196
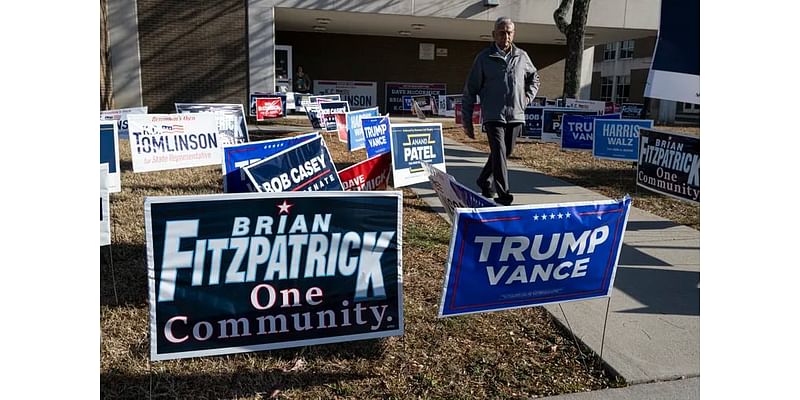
left=553, top=0, right=574, bottom=35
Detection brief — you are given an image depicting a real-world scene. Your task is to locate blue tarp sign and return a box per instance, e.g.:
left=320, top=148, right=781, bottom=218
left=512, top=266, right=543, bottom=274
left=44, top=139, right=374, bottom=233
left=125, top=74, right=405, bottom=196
left=560, top=113, right=622, bottom=151
left=438, top=197, right=632, bottom=317
left=521, top=106, right=545, bottom=141
left=346, top=107, right=380, bottom=152
left=243, top=136, right=342, bottom=192
left=390, top=123, right=446, bottom=187
left=592, top=119, right=654, bottom=162
left=362, top=115, right=391, bottom=158
left=145, top=191, right=404, bottom=360
left=100, top=121, right=121, bottom=193
left=222, top=132, right=320, bottom=193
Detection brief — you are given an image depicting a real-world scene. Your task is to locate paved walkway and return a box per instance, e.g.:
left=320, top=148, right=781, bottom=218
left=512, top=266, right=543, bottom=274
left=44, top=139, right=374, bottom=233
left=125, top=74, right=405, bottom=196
left=407, top=134, right=700, bottom=399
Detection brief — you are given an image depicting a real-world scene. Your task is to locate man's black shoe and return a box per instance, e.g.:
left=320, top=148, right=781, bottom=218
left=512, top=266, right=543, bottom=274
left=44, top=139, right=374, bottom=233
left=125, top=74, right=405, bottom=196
left=495, top=195, right=514, bottom=206
left=477, top=181, right=495, bottom=198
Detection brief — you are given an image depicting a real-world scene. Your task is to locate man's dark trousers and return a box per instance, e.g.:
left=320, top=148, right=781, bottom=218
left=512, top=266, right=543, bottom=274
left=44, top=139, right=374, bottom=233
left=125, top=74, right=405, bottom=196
left=477, top=121, right=523, bottom=204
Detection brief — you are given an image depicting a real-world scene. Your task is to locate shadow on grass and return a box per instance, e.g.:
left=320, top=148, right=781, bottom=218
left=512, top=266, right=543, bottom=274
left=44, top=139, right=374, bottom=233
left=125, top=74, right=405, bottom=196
left=101, top=368, right=374, bottom=400
left=101, top=242, right=148, bottom=307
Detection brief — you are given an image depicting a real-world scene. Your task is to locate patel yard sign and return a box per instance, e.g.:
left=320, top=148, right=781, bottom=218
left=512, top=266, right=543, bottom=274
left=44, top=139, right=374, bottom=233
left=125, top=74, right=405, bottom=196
left=145, top=191, right=404, bottom=360
left=390, top=123, right=446, bottom=187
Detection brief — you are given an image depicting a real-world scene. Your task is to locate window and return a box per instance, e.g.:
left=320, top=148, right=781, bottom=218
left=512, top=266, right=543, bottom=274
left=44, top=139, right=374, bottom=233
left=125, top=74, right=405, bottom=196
left=681, top=102, right=700, bottom=114
left=620, top=40, right=634, bottom=59
left=603, top=42, right=617, bottom=61
left=600, top=76, right=614, bottom=101
left=615, top=75, right=630, bottom=104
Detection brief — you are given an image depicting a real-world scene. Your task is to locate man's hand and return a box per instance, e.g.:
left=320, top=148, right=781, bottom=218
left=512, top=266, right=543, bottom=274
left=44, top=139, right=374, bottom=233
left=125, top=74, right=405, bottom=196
left=463, top=123, right=475, bottom=139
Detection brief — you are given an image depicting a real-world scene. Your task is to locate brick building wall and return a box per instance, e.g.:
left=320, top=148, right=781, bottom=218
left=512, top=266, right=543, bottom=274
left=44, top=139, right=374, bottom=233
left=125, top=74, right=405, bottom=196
left=137, top=0, right=248, bottom=113
left=277, top=30, right=567, bottom=110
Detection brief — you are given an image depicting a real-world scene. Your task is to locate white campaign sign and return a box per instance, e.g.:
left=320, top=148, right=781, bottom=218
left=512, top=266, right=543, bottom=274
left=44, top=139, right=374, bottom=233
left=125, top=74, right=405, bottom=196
left=100, top=164, right=111, bottom=246
left=314, top=80, right=378, bottom=109
left=128, top=113, right=221, bottom=173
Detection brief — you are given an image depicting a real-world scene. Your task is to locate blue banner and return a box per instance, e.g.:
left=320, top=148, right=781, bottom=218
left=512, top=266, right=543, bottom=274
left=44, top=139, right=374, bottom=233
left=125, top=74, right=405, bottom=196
left=100, top=121, right=121, bottom=192
left=362, top=116, right=391, bottom=158
left=560, top=113, right=622, bottom=151
left=243, top=136, right=342, bottom=192
left=593, top=119, right=654, bottom=162
left=522, top=106, right=544, bottom=141
left=346, top=107, right=380, bottom=152
left=222, top=132, right=320, bottom=193
left=145, top=191, right=404, bottom=360
left=390, top=123, right=446, bottom=187
left=439, top=197, right=631, bottom=317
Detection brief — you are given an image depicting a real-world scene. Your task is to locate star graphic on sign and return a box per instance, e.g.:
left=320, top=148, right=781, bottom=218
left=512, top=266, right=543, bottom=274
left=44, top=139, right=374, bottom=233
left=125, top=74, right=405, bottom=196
left=533, top=215, right=539, bottom=221
left=565, top=212, right=571, bottom=219
left=557, top=213, right=563, bottom=219
left=541, top=213, right=548, bottom=220
left=277, top=200, right=294, bottom=215
left=550, top=213, right=556, bottom=220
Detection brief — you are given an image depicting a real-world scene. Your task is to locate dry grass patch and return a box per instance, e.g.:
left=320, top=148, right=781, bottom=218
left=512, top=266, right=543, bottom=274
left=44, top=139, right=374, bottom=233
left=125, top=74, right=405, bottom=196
left=101, top=128, right=621, bottom=399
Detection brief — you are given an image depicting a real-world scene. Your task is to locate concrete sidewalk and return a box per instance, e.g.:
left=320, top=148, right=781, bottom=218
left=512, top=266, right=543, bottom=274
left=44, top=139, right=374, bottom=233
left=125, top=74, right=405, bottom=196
left=408, top=136, right=700, bottom=399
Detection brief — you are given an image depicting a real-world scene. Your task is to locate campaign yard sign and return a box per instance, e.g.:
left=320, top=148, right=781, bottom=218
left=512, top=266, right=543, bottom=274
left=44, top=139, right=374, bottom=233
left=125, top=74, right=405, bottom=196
left=593, top=119, right=654, bottom=162
left=309, top=94, right=341, bottom=104
left=334, top=113, right=349, bottom=143
left=345, top=107, right=380, bottom=152
left=175, top=103, right=249, bottom=145
left=100, top=164, right=111, bottom=246
left=361, top=115, right=391, bottom=158
left=560, top=113, right=622, bottom=151
left=385, top=82, right=446, bottom=114
left=621, top=103, right=645, bottom=119
left=256, top=97, right=284, bottom=120
left=319, top=101, right=350, bottom=132
left=249, top=92, right=285, bottom=117
left=564, top=98, right=606, bottom=113
left=390, top=123, right=446, bottom=187
left=314, top=80, right=377, bottom=110
left=521, top=106, right=545, bottom=141
left=541, top=108, right=599, bottom=144
left=637, top=128, right=700, bottom=203
left=455, top=103, right=481, bottom=125
left=423, top=162, right=496, bottom=223
left=100, top=121, right=121, bottom=192
left=438, top=196, right=632, bottom=317
left=338, top=152, right=392, bottom=191
left=128, top=113, right=221, bottom=173
left=145, top=191, right=404, bottom=361
left=243, top=136, right=342, bottom=193
left=222, top=132, right=320, bottom=193
left=100, top=106, right=148, bottom=139
left=305, top=103, right=325, bottom=130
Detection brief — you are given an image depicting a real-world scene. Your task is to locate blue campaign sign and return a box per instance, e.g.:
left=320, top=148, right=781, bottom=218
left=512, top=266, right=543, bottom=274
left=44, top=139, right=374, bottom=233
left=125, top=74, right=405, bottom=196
left=362, top=115, right=391, bottom=158
left=560, top=113, right=622, bottom=151
left=346, top=107, right=380, bottom=152
left=593, top=119, right=654, bottom=162
left=521, top=106, right=544, bottom=141
left=390, top=123, right=446, bottom=187
left=100, top=121, right=121, bottom=193
left=144, top=191, right=404, bottom=360
left=222, top=132, right=320, bottom=193
left=438, top=196, right=631, bottom=317
left=319, top=101, right=350, bottom=132
left=541, top=108, right=599, bottom=143
left=243, top=136, right=343, bottom=192
left=449, top=178, right=496, bottom=209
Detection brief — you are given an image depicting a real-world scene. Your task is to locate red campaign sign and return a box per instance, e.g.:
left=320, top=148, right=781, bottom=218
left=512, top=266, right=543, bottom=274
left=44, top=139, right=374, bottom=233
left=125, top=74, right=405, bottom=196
left=334, top=113, right=348, bottom=143
left=338, top=152, right=392, bottom=191
left=605, top=101, right=619, bottom=114
left=256, top=97, right=283, bottom=120
left=455, top=103, right=481, bottom=125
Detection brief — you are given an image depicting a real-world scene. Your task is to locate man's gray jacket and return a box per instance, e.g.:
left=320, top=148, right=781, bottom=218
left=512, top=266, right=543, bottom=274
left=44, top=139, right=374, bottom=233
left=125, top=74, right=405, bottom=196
left=462, top=43, right=540, bottom=125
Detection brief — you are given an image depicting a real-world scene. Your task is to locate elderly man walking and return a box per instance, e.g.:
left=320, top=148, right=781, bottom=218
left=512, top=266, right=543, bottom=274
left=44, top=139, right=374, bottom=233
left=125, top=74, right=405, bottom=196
left=461, top=17, right=540, bottom=206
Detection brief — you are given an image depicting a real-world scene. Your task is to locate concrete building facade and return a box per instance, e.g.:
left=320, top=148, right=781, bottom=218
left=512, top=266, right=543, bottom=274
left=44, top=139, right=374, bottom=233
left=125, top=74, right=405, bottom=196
left=103, top=0, right=660, bottom=114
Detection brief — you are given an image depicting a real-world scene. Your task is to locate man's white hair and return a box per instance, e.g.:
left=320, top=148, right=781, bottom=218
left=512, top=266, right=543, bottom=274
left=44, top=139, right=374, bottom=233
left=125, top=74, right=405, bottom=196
left=494, top=17, right=514, bottom=30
